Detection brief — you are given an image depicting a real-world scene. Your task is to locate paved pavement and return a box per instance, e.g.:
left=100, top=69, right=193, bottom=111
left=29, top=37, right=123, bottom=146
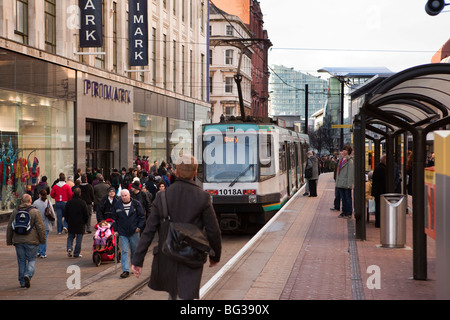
left=201, top=172, right=436, bottom=300
left=0, top=172, right=436, bottom=301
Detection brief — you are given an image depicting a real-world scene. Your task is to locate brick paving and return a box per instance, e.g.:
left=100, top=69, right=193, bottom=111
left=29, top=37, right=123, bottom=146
left=201, top=172, right=436, bottom=300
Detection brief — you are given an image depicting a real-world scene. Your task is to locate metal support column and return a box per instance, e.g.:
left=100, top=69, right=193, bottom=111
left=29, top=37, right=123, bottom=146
left=386, top=134, right=395, bottom=193
left=412, top=128, right=427, bottom=280
left=354, top=115, right=366, bottom=240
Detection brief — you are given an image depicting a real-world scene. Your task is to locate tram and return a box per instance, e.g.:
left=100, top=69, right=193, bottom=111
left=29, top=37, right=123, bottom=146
left=199, top=120, right=309, bottom=232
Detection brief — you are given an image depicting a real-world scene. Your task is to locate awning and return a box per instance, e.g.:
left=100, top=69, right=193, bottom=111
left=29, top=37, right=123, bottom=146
left=363, top=63, right=450, bottom=133
left=356, top=63, right=450, bottom=281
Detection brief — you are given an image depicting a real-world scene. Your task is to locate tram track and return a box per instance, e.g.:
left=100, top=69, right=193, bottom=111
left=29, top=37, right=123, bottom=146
left=118, top=234, right=253, bottom=300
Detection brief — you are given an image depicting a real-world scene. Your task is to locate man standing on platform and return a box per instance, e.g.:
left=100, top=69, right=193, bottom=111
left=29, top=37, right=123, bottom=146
left=335, top=145, right=354, bottom=219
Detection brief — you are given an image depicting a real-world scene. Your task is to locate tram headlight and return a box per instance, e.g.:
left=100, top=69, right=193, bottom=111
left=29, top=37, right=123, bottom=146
left=248, top=194, right=257, bottom=203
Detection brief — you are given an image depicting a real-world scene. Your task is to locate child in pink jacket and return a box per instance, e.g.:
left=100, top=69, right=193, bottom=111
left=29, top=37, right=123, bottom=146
left=94, top=220, right=112, bottom=250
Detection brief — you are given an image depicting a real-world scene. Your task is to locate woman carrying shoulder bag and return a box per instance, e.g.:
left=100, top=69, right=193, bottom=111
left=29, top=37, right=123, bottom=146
left=33, top=189, right=56, bottom=258
left=306, top=151, right=319, bottom=197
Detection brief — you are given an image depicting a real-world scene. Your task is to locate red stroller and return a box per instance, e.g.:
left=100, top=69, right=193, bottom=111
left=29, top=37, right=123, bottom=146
left=92, top=218, right=121, bottom=267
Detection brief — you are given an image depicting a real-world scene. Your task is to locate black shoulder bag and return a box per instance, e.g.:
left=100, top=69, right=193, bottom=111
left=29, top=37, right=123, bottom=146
left=160, top=191, right=213, bottom=268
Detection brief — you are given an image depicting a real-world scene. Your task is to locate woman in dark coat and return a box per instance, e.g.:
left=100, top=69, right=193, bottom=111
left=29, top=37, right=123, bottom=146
left=131, top=155, right=222, bottom=300
left=306, top=151, right=319, bottom=197
left=64, top=188, right=89, bottom=257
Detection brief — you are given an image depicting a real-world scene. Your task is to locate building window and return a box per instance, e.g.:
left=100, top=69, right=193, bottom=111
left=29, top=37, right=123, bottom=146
left=201, top=53, right=205, bottom=100
left=163, top=34, right=167, bottom=89
left=182, top=0, right=185, bottom=22
left=14, top=0, right=28, bottom=45
left=44, top=0, right=56, bottom=54
left=225, top=49, right=233, bottom=65
left=95, top=0, right=105, bottom=69
left=226, top=25, right=233, bottom=36
left=225, top=77, right=233, bottom=93
left=190, top=49, right=193, bottom=97
left=181, top=44, right=185, bottom=95
left=173, top=40, right=177, bottom=92
left=151, top=27, right=156, bottom=85
left=225, top=106, right=234, bottom=116
left=112, top=2, right=118, bottom=72
left=200, top=1, right=205, bottom=33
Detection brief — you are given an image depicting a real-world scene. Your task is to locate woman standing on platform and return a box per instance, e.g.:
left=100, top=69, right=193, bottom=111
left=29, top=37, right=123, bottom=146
left=306, top=151, right=319, bottom=197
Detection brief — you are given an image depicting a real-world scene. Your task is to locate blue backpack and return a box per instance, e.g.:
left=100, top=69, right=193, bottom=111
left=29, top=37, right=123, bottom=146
left=12, top=208, right=32, bottom=235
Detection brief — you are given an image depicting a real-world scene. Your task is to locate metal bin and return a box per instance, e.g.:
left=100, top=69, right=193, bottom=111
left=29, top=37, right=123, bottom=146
left=380, top=193, right=406, bottom=248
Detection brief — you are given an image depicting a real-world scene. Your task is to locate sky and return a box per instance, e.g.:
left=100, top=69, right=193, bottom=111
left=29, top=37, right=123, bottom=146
left=258, top=0, right=450, bottom=76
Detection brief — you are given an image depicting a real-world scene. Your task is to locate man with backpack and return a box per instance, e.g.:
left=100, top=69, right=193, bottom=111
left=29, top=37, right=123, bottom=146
left=6, top=194, right=46, bottom=288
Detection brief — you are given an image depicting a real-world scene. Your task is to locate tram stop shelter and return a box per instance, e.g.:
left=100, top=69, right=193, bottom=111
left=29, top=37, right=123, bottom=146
left=352, top=63, right=450, bottom=284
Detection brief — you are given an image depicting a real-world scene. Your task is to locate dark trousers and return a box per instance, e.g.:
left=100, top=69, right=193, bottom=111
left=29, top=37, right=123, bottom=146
left=334, top=187, right=341, bottom=210
left=374, top=195, right=381, bottom=228
left=308, top=179, right=317, bottom=197
left=338, top=188, right=352, bottom=216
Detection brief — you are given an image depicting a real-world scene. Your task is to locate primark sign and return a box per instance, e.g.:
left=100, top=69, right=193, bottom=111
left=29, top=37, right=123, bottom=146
left=79, top=0, right=148, bottom=66
left=79, top=0, right=103, bottom=47
left=129, top=0, right=148, bottom=66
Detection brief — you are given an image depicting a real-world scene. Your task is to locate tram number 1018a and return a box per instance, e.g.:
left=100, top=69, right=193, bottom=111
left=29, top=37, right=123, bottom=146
left=207, top=189, right=257, bottom=196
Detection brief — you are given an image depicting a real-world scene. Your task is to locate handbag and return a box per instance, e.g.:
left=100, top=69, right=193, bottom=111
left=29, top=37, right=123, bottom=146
left=305, top=167, right=313, bottom=179
left=44, top=200, right=55, bottom=221
left=160, top=191, right=212, bottom=268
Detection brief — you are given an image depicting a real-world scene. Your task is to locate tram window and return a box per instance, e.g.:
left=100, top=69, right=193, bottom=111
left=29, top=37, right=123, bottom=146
left=260, top=134, right=275, bottom=180
left=203, top=133, right=257, bottom=183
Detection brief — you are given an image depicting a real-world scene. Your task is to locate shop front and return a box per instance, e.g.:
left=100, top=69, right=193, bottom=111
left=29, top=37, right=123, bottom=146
left=77, top=73, right=134, bottom=181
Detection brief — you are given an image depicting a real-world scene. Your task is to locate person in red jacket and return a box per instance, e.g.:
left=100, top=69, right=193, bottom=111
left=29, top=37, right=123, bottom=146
left=50, top=173, right=73, bottom=234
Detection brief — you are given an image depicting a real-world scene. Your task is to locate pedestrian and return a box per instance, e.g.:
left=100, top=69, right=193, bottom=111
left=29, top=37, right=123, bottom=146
left=110, top=168, right=121, bottom=193
left=305, top=151, right=319, bottom=197
left=6, top=194, right=46, bottom=288
left=50, top=172, right=73, bottom=234
left=32, top=176, right=50, bottom=202
left=371, top=155, right=387, bottom=228
left=145, top=174, right=158, bottom=200
left=335, top=145, right=354, bottom=219
left=33, top=189, right=56, bottom=258
left=156, top=181, right=166, bottom=192
left=66, top=175, right=75, bottom=189
left=96, top=187, right=119, bottom=222
left=365, top=171, right=375, bottom=221
left=131, top=155, right=222, bottom=300
left=64, top=187, right=89, bottom=258
left=330, top=153, right=342, bottom=212
left=94, top=220, right=112, bottom=250
left=77, top=174, right=94, bottom=233
left=130, top=181, right=152, bottom=221
left=150, top=160, right=158, bottom=176
left=406, top=151, right=413, bottom=196
left=112, top=188, right=145, bottom=278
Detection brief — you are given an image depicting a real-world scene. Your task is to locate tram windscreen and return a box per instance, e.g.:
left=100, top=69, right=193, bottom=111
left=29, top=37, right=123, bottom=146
left=203, top=132, right=257, bottom=183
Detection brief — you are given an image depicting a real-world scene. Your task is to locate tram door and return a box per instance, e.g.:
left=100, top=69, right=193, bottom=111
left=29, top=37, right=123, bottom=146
left=86, top=121, right=119, bottom=181
left=285, top=142, right=292, bottom=196
left=294, top=142, right=299, bottom=190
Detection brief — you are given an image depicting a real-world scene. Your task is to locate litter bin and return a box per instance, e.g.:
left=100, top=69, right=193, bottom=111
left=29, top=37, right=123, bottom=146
left=380, top=193, right=406, bottom=248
